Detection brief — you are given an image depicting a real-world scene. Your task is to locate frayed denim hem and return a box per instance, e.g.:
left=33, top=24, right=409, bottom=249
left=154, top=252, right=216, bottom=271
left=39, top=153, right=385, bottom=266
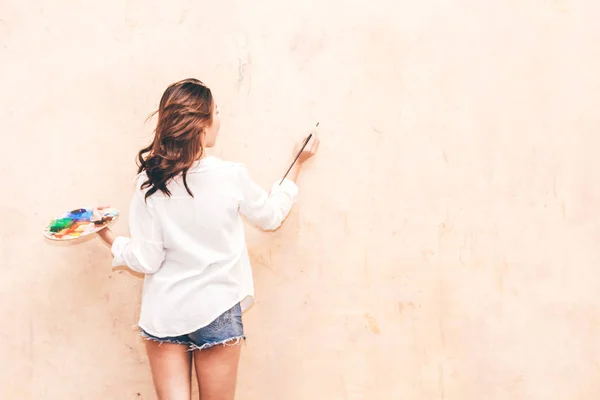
left=188, top=335, right=246, bottom=352
left=139, top=331, right=246, bottom=352
left=139, top=330, right=189, bottom=346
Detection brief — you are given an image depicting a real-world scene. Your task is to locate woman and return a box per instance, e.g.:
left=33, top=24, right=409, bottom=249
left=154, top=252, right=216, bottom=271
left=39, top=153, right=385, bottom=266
left=96, top=78, right=319, bottom=399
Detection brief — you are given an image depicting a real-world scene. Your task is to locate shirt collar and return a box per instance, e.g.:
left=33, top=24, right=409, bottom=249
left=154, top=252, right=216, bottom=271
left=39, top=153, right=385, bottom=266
left=189, top=156, right=221, bottom=172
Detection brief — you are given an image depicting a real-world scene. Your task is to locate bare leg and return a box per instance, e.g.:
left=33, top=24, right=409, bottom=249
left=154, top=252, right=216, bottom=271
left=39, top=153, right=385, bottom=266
left=193, top=343, right=242, bottom=400
left=145, top=341, right=193, bottom=400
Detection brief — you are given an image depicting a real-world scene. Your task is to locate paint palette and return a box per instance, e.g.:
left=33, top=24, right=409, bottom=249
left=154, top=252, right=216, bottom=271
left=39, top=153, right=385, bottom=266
left=44, top=207, right=119, bottom=241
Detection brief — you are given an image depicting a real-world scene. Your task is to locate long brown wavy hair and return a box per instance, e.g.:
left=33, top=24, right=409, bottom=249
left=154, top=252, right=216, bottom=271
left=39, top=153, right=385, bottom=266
left=137, top=78, right=214, bottom=201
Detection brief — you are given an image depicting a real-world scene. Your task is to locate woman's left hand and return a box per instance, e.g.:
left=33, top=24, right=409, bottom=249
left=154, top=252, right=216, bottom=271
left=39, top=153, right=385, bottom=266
left=91, top=205, right=111, bottom=222
left=93, top=205, right=116, bottom=246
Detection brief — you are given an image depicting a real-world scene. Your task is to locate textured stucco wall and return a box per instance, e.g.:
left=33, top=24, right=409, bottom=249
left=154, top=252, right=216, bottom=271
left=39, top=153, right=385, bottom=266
left=2, top=1, right=600, bottom=399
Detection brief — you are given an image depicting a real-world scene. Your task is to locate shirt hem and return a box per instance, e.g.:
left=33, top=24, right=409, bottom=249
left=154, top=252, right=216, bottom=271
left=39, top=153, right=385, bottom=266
left=137, top=293, right=254, bottom=338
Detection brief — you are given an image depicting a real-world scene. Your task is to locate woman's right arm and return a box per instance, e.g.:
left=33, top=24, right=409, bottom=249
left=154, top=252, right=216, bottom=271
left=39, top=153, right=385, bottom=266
left=239, top=135, right=319, bottom=231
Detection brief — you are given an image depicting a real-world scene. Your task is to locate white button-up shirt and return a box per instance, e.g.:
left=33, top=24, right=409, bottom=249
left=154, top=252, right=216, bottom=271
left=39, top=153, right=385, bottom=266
left=111, top=156, right=298, bottom=337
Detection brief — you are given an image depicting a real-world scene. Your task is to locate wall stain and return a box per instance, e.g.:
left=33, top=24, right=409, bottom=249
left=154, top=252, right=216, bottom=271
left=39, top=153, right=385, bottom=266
left=421, top=249, right=435, bottom=264
left=248, top=249, right=289, bottom=281
left=237, top=34, right=252, bottom=93
left=398, top=302, right=419, bottom=314
left=364, top=313, right=381, bottom=334
left=237, top=55, right=252, bottom=92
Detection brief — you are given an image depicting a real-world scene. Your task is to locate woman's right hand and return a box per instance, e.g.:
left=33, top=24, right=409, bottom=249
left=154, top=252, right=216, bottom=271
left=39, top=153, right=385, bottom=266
left=284, top=132, right=320, bottom=183
left=296, top=134, right=320, bottom=164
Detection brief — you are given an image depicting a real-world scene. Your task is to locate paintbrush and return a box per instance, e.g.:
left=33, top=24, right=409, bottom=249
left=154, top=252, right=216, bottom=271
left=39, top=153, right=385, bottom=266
left=280, top=122, right=319, bottom=185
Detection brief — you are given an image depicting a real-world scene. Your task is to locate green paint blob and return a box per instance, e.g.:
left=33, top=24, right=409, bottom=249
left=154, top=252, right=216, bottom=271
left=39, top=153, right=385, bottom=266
left=49, top=218, right=73, bottom=233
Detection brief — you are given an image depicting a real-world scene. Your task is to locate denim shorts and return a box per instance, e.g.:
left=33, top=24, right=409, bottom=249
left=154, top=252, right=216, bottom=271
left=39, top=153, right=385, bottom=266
left=140, top=303, right=245, bottom=351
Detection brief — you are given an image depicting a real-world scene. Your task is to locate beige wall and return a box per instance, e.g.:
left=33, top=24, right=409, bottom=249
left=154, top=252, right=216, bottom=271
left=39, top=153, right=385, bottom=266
left=2, top=0, right=600, bottom=399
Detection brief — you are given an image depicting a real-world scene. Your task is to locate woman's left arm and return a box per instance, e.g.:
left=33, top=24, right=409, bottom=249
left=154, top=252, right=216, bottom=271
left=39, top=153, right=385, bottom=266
left=96, top=192, right=166, bottom=274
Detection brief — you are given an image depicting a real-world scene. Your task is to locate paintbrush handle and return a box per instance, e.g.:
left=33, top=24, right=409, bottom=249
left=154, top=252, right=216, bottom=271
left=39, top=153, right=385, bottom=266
left=280, top=133, right=313, bottom=185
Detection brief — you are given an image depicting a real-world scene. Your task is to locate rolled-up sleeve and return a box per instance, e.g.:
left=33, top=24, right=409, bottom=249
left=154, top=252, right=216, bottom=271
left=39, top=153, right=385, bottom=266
left=111, top=190, right=166, bottom=274
left=238, top=165, right=299, bottom=231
